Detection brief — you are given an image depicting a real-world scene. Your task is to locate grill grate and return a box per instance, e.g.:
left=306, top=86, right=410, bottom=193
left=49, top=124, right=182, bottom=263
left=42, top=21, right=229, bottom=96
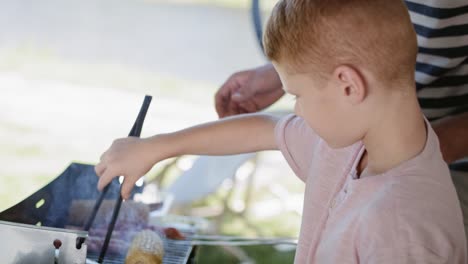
left=87, top=231, right=195, bottom=264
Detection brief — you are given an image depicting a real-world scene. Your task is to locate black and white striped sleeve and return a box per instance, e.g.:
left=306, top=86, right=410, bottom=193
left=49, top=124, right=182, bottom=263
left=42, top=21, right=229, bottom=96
left=405, top=0, right=468, bottom=121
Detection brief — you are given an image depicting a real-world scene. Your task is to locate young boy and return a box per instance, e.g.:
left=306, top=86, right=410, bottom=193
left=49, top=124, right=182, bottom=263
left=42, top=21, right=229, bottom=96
left=95, top=0, right=467, bottom=262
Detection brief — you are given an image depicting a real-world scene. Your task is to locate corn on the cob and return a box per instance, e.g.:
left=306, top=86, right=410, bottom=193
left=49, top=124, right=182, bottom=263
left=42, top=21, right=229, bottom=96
left=125, top=230, right=164, bottom=264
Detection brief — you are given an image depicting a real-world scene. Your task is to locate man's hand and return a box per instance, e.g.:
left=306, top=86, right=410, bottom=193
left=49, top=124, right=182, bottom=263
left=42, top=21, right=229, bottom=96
left=215, top=64, right=284, bottom=118
left=432, top=113, right=468, bottom=164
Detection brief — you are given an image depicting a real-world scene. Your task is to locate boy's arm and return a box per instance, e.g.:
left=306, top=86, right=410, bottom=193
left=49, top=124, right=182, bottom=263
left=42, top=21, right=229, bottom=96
left=164, top=113, right=279, bottom=156
left=95, top=113, right=280, bottom=198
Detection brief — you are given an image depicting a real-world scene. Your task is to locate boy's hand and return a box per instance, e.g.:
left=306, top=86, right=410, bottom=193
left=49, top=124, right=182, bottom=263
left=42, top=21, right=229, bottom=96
left=95, top=137, right=156, bottom=199
left=214, top=64, right=284, bottom=118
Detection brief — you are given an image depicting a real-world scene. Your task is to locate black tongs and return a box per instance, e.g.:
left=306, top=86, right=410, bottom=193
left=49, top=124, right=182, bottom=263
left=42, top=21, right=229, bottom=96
left=78, top=95, right=152, bottom=263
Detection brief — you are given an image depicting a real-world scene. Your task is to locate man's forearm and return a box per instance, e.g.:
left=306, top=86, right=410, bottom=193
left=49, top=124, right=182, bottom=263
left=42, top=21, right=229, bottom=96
left=433, top=112, right=468, bottom=163
left=149, top=113, right=280, bottom=159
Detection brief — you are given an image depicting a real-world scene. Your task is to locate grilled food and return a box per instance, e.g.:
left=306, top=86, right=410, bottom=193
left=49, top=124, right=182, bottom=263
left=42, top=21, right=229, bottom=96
left=125, top=230, right=164, bottom=264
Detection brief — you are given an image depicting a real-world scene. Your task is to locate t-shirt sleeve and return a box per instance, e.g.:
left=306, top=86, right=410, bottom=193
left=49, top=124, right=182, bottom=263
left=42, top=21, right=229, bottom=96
left=274, top=114, right=321, bottom=182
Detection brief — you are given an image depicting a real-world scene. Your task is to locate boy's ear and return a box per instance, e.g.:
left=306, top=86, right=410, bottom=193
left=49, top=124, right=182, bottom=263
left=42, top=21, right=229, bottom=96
left=333, top=65, right=367, bottom=104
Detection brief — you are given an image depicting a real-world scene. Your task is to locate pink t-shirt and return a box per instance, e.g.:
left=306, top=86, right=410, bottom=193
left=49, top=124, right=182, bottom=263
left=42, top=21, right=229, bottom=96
left=275, top=114, right=467, bottom=264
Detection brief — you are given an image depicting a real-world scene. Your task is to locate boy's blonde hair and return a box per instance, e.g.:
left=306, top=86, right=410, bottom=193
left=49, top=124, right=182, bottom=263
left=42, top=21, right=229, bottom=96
left=264, top=0, right=417, bottom=84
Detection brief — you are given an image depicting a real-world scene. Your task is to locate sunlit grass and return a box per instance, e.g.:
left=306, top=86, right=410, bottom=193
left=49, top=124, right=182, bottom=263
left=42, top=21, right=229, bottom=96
left=0, top=47, right=217, bottom=106
left=0, top=173, right=55, bottom=210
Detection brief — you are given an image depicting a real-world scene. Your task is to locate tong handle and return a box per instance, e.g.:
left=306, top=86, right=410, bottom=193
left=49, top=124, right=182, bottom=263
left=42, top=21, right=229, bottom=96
left=128, top=95, right=152, bottom=138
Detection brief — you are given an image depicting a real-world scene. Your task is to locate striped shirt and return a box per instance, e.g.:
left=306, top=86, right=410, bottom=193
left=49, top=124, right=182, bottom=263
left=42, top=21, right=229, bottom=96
left=405, top=0, right=468, bottom=121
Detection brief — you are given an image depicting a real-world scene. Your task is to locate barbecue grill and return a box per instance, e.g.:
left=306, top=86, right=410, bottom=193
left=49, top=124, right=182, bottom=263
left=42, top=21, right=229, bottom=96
left=0, top=163, right=196, bottom=263
left=0, top=95, right=196, bottom=263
